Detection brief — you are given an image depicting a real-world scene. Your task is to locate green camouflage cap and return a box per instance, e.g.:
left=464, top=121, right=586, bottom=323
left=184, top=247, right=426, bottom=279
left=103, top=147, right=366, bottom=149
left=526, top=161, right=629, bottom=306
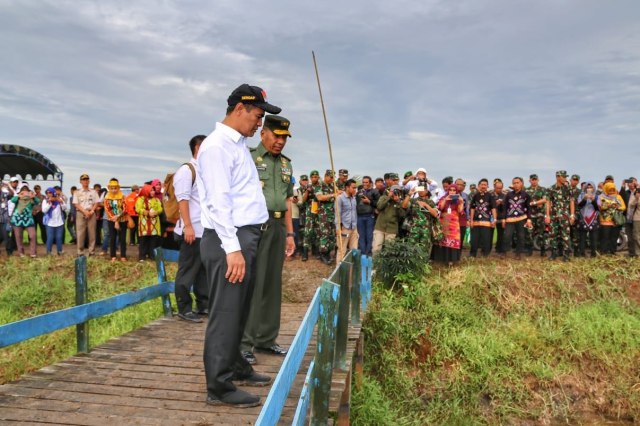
left=530, top=174, right=538, bottom=180
left=571, top=174, right=580, bottom=180
left=300, top=174, right=309, bottom=181
left=325, top=169, right=335, bottom=177
left=339, top=169, right=348, bottom=176
left=388, top=172, right=399, bottom=180
left=310, top=170, right=319, bottom=177
left=404, top=170, right=413, bottom=179
left=556, top=170, right=568, bottom=177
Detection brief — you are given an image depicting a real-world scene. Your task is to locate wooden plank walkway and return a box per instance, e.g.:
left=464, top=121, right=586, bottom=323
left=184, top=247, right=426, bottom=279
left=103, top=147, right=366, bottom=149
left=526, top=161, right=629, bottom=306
left=0, top=303, right=319, bottom=425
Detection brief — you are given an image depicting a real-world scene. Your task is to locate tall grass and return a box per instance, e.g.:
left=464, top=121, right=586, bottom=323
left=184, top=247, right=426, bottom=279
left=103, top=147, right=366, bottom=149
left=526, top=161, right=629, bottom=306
left=0, top=256, right=177, bottom=383
left=354, top=257, right=640, bottom=424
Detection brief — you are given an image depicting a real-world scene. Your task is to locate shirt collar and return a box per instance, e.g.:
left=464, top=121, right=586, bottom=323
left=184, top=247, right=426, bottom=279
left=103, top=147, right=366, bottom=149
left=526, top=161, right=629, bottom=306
left=216, top=122, right=244, bottom=144
left=254, top=142, right=271, bottom=157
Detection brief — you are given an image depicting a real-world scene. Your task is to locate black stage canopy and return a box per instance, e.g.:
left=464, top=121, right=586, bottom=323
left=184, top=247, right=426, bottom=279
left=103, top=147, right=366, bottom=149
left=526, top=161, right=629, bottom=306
left=0, top=144, right=63, bottom=184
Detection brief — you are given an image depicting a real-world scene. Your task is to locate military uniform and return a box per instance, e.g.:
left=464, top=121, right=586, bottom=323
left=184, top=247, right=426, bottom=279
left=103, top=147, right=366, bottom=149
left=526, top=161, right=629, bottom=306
left=317, top=170, right=337, bottom=261
left=336, top=169, right=349, bottom=191
left=302, top=171, right=322, bottom=258
left=241, top=115, right=294, bottom=357
left=525, top=174, right=547, bottom=254
left=545, top=170, right=575, bottom=260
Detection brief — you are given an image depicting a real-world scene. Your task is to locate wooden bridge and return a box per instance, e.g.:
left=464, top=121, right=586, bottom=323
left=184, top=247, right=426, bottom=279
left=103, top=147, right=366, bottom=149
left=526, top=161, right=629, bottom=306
left=0, top=250, right=372, bottom=425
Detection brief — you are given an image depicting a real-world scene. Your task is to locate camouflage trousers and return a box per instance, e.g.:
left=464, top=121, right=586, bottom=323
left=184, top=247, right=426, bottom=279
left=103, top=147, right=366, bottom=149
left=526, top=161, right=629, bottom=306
left=546, top=216, right=571, bottom=254
left=407, top=218, right=434, bottom=259
left=303, top=213, right=319, bottom=250
left=526, top=215, right=547, bottom=251
left=318, top=220, right=336, bottom=253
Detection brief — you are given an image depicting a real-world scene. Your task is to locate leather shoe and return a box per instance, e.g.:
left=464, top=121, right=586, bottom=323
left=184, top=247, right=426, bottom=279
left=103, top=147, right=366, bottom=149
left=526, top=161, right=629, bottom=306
left=177, top=311, right=202, bottom=323
left=206, top=390, right=260, bottom=408
left=233, top=371, right=272, bottom=387
left=255, top=344, right=288, bottom=356
left=241, top=351, right=256, bottom=365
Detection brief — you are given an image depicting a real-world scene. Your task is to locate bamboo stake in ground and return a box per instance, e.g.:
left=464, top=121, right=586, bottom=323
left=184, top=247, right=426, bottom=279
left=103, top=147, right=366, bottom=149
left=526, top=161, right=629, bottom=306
left=312, top=50, right=343, bottom=258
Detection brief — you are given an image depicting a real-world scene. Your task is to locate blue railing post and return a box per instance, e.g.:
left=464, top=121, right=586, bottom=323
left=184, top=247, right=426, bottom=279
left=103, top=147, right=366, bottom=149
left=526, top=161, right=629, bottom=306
left=334, top=258, right=351, bottom=371
left=350, top=250, right=362, bottom=325
left=310, top=279, right=340, bottom=425
left=154, top=248, right=173, bottom=317
left=75, top=255, right=89, bottom=353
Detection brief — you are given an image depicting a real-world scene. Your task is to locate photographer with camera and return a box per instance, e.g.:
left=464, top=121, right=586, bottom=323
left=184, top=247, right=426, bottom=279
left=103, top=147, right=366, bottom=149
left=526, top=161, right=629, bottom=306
left=41, top=187, right=67, bottom=255
left=372, top=182, right=405, bottom=254
left=356, top=176, right=379, bottom=256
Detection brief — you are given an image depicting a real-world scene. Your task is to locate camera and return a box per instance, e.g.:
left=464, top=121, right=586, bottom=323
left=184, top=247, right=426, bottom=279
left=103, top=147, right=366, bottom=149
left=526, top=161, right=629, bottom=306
left=451, top=194, right=460, bottom=203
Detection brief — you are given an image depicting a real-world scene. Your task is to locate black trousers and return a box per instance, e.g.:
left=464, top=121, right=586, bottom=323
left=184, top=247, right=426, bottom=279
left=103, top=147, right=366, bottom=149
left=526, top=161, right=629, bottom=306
left=108, top=221, right=127, bottom=258
left=201, top=226, right=261, bottom=398
left=470, top=226, right=492, bottom=256
left=138, top=235, right=160, bottom=260
left=129, top=216, right=138, bottom=244
left=626, top=222, right=635, bottom=256
left=494, top=225, right=505, bottom=253
left=174, top=235, right=209, bottom=314
left=504, top=220, right=527, bottom=254
left=599, top=226, right=620, bottom=255
left=578, top=229, right=598, bottom=256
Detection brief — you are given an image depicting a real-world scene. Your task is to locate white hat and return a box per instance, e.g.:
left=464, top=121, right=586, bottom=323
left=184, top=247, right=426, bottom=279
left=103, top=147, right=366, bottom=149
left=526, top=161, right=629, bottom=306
left=415, top=168, right=427, bottom=175
left=10, top=176, right=19, bottom=182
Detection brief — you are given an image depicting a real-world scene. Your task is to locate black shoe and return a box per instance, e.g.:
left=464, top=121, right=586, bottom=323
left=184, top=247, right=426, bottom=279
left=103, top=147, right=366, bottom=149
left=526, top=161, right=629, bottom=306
left=301, top=248, right=308, bottom=261
left=255, top=344, right=288, bottom=356
left=321, top=253, right=332, bottom=265
left=540, top=250, right=546, bottom=257
left=241, top=351, right=256, bottom=365
left=233, top=371, right=272, bottom=387
left=206, top=390, right=260, bottom=408
left=197, top=308, right=209, bottom=316
left=563, top=255, right=570, bottom=262
left=177, top=311, right=202, bottom=323
left=591, top=251, right=597, bottom=258
left=548, top=251, right=558, bottom=261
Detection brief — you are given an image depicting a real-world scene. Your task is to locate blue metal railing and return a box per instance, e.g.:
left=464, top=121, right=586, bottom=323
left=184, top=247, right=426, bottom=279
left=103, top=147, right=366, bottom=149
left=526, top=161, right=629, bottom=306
left=256, top=249, right=373, bottom=425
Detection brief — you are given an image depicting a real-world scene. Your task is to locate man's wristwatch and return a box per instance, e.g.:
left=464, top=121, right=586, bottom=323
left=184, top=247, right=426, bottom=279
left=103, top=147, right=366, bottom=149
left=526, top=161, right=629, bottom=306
left=286, top=233, right=295, bottom=238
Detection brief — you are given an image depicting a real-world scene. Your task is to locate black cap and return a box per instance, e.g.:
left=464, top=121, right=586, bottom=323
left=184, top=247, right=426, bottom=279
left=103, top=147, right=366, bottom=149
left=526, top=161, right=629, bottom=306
left=604, top=175, right=614, bottom=181
left=227, top=84, right=281, bottom=114
left=263, top=115, right=291, bottom=136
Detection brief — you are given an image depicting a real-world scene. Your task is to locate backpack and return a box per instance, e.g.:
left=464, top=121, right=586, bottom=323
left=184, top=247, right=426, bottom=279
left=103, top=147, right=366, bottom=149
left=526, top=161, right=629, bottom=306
left=163, top=163, right=196, bottom=223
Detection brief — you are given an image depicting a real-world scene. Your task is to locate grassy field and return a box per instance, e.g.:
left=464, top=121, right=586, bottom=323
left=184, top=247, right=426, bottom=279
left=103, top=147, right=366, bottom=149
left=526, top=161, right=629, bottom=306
left=0, top=255, right=177, bottom=384
left=353, top=256, right=640, bottom=425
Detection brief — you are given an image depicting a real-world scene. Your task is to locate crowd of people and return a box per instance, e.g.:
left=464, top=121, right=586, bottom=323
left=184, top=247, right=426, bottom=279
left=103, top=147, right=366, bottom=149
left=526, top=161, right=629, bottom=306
left=291, top=169, right=639, bottom=265
left=1, top=83, right=638, bottom=410
left=0, top=175, right=176, bottom=261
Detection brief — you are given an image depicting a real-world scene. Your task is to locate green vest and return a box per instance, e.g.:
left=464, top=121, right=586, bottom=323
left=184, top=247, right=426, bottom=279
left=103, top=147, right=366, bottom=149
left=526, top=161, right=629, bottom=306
left=251, top=143, right=293, bottom=212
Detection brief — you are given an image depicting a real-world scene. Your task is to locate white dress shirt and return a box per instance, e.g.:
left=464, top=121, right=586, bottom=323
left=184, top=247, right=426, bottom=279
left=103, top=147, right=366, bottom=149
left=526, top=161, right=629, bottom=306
left=173, top=158, right=204, bottom=238
left=196, top=122, right=268, bottom=253
left=41, top=199, right=67, bottom=227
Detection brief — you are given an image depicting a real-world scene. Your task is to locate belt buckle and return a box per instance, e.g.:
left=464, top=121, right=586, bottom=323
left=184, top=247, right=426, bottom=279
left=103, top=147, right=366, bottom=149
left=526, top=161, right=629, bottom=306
left=274, top=211, right=282, bottom=219
left=260, top=223, right=270, bottom=232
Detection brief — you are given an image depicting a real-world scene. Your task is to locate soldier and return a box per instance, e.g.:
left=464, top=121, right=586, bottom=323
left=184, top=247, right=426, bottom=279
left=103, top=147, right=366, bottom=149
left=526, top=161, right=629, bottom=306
left=545, top=170, right=576, bottom=261
left=302, top=170, right=321, bottom=261
left=315, top=169, right=339, bottom=265
left=294, top=174, right=309, bottom=255
left=569, top=174, right=582, bottom=255
left=525, top=174, right=548, bottom=256
left=241, top=114, right=296, bottom=365
left=336, top=169, right=349, bottom=191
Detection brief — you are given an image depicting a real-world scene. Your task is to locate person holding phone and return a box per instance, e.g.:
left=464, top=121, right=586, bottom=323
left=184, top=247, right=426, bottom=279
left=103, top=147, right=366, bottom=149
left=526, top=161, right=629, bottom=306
left=41, top=187, right=67, bottom=255
left=433, top=184, right=465, bottom=265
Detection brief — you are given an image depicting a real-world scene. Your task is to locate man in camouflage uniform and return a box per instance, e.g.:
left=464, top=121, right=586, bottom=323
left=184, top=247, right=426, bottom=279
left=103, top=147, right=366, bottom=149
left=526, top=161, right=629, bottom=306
left=526, top=174, right=548, bottom=256
left=315, top=169, right=339, bottom=265
left=569, top=174, right=582, bottom=256
left=545, top=170, right=576, bottom=261
left=295, top=174, right=309, bottom=256
left=301, top=170, right=321, bottom=261
left=336, top=169, right=349, bottom=191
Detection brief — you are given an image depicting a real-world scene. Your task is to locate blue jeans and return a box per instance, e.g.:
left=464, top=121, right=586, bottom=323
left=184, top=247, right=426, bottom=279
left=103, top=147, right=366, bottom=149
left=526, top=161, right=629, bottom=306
left=46, top=225, right=64, bottom=254
left=101, top=218, right=110, bottom=252
left=357, top=215, right=375, bottom=255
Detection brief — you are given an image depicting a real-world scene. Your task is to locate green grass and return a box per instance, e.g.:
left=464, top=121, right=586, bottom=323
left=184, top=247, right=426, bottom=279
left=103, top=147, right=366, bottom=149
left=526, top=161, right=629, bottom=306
left=353, top=256, right=640, bottom=424
left=0, top=255, right=177, bottom=384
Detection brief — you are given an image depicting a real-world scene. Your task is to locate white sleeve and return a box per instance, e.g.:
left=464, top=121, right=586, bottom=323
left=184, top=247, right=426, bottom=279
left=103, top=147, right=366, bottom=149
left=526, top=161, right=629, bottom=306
left=174, top=164, right=194, bottom=202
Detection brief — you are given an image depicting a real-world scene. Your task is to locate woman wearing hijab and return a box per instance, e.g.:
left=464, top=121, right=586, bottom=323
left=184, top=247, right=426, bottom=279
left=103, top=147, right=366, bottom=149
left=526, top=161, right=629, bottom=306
left=9, top=185, right=37, bottom=257
left=433, top=183, right=465, bottom=265
left=104, top=178, right=129, bottom=261
left=135, top=183, right=163, bottom=261
left=576, top=181, right=599, bottom=257
left=41, top=187, right=67, bottom=255
left=598, top=182, right=625, bottom=255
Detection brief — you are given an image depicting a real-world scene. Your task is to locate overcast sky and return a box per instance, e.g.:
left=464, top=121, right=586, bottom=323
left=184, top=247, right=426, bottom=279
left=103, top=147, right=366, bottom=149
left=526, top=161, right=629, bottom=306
left=1, top=0, right=639, bottom=191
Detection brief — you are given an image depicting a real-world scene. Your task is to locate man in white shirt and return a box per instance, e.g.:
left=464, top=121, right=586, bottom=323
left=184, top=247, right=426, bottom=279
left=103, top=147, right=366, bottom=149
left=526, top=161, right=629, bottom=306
left=173, top=135, right=208, bottom=323
left=197, top=84, right=281, bottom=408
